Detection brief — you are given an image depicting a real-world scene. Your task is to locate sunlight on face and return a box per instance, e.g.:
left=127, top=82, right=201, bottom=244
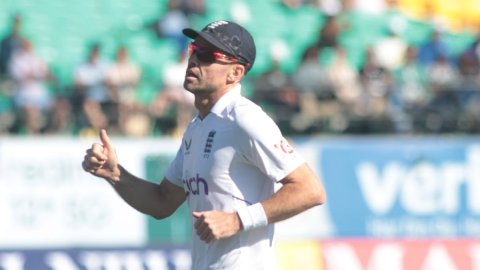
left=183, top=37, right=235, bottom=94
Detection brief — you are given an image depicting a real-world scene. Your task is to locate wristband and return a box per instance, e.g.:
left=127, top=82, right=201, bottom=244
left=237, top=203, right=268, bottom=231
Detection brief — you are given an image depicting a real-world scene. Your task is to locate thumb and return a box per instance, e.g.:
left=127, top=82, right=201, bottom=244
left=99, top=129, right=113, bottom=151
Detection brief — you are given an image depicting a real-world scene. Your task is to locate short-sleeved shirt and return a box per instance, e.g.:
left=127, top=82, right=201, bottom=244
left=75, top=60, right=110, bottom=103
left=165, top=84, right=304, bottom=270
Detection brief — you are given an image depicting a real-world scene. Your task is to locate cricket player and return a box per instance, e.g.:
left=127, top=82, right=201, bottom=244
left=82, top=20, right=326, bottom=269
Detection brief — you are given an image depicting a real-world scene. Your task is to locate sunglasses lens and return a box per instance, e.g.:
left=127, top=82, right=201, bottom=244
left=189, top=43, right=215, bottom=63
left=188, top=42, right=241, bottom=65
left=198, top=52, right=215, bottom=63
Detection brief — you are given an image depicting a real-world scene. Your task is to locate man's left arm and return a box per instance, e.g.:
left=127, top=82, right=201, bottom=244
left=192, top=163, right=326, bottom=244
left=262, top=163, right=326, bottom=224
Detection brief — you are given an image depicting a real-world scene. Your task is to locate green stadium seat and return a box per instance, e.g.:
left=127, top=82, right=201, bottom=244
left=0, top=0, right=476, bottom=109
left=400, top=18, right=433, bottom=46
left=443, top=31, right=476, bottom=57
left=204, top=0, right=233, bottom=21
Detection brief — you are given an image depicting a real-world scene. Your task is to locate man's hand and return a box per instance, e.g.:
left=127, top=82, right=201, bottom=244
left=81, top=129, right=121, bottom=183
left=192, top=211, right=242, bottom=244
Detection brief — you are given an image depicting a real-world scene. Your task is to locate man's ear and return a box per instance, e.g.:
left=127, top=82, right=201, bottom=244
left=227, top=64, right=245, bottom=83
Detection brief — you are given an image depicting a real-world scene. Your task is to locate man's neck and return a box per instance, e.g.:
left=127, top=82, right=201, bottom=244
left=194, top=84, right=237, bottom=119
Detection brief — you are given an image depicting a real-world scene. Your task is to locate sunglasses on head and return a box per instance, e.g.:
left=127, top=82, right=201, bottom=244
left=188, top=42, right=250, bottom=68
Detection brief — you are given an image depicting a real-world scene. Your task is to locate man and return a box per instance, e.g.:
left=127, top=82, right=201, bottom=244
left=73, top=43, right=111, bottom=133
left=9, top=39, right=53, bottom=134
left=0, top=14, right=23, bottom=78
left=82, top=20, right=326, bottom=269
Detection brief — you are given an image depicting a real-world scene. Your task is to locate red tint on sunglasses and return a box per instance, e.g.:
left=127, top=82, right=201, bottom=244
left=188, top=42, right=250, bottom=68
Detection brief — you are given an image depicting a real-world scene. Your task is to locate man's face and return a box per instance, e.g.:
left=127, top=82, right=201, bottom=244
left=183, top=37, right=237, bottom=94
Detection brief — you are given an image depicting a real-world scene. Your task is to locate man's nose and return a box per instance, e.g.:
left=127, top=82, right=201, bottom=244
left=188, top=52, right=200, bottom=64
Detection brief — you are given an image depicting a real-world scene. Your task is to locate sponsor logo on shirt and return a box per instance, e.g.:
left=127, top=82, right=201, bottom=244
left=183, top=174, right=209, bottom=196
left=274, top=139, right=294, bottom=154
left=274, top=139, right=297, bottom=160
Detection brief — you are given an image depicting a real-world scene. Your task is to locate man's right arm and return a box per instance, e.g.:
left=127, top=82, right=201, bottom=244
left=111, top=169, right=186, bottom=219
left=82, top=129, right=186, bottom=219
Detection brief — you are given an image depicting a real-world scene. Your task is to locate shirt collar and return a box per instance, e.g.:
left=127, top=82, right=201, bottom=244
left=209, top=83, right=242, bottom=117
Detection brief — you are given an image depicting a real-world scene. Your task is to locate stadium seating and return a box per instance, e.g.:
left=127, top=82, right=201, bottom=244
left=0, top=0, right=478, bottom=135
left=2, top=0, right=476, bottom=84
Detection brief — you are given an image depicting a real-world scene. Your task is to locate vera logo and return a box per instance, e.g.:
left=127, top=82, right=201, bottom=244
left=208, top=20, right=228, bottom=30
left=183, top=174, right=209, bottom=196
left=204, top=130, right=216, bottom=158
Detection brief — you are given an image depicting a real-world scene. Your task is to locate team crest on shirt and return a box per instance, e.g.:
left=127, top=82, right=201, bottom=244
left=203, top=130, right=216, bottom=158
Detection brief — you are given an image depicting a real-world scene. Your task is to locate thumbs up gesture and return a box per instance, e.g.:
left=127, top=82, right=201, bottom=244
left=82, top=129, right=121, bottom=182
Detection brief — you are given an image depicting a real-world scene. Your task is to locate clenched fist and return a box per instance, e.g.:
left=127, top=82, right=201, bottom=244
left=192, top=211, right=242, bottom=244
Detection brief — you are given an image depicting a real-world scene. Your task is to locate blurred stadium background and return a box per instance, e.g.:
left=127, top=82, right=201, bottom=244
left=1, top=0, right=480, bottom=269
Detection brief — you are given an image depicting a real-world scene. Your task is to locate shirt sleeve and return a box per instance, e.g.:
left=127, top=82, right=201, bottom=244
left=234, top=103, right=305, bottom=182
left=164, top=143, right=184, bottom=188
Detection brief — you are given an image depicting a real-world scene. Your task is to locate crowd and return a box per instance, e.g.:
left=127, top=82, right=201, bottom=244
left=255, top=22, right=480, bottom=135
left=0, top=0, right=480, bottom=137
left=0, top=12, right=196, bottom=137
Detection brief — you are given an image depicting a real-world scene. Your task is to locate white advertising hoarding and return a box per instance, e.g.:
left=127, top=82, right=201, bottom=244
left=0, top=136, right=180, bottom=248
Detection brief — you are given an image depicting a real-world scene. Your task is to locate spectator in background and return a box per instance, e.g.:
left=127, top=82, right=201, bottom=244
left=291, top=46, right=338, bottom=133
left=8, top=39, right=53, bottom=134
left=322, top=46, right=362, bottom=132
left=372, top=27, right=408, bottom=71
left=456, top=50, right=480, bottom=100
left=73, top=43, right=111, bottom=135
left=252, top=58, right=300, bottom=134
left=389, top=46, right=430, bottom=133
left=0, top=14, right=24, bottom=134
left=0, top=14, right=23, bottom=79
left=292, top=46, right=331, bottom=98
left=356, top=47, right=393, bottom=132
left=179, top=0, right=206, bottom=17
left=418, top=29, right=451, bottom=67
left=423, top=53, right=460, bottom=132
left=314, top=15, right=342, bottom=50
left=150, top=0, right=190, bottom=52
left=453, top=50, right=480, bottom=132
left=325, top=46, right=361, bottom=106
left=44, top=95, right=73, bottom=135
left=149, top=52, right=195, bottom=137
left=359, top=47, right=393, bottom=99
left=426, top=53, right=458, bottom=93
left=105, top=46, right=145, bottom=136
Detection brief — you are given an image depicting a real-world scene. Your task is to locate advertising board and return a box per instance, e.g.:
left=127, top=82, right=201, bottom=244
left=311, top=137, right=480, bottom=237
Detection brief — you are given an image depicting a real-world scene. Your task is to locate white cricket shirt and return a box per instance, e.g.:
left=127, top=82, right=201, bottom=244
left=165, top=84, right=304, bottom=269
